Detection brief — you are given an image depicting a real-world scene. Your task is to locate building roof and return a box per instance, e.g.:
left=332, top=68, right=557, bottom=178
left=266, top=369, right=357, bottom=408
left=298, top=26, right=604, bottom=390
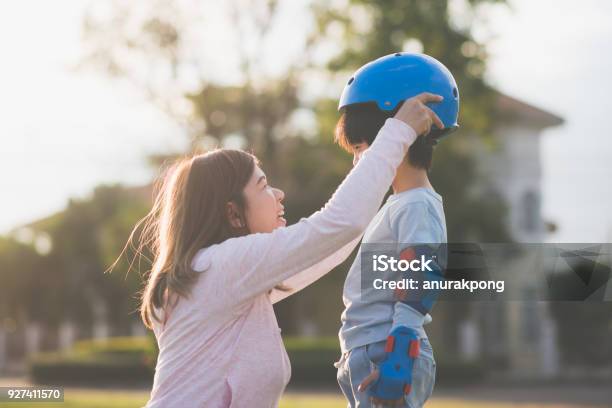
left=495, top=92, right=565, bottom=129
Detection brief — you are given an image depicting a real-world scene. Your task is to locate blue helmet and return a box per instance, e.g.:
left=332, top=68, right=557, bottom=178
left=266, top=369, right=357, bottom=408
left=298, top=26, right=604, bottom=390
left=338, top=52, right=460, bottom=138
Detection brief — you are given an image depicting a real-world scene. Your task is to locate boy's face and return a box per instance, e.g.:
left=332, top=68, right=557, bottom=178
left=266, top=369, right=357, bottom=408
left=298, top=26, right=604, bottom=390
left=351, top=142, right=369, bottom=166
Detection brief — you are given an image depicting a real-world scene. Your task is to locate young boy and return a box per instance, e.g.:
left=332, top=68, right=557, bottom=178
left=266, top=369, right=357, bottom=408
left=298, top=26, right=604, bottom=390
left=334, top=53, right=459, bottom=408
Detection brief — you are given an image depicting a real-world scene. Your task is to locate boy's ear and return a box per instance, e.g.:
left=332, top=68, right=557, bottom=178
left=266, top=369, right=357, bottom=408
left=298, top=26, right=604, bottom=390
left=226, top=202, right=244, bottom=228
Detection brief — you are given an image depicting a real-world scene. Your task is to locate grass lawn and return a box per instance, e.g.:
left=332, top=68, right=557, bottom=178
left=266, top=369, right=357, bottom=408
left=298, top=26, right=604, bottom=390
left=0, top=389, right=599, bottom=408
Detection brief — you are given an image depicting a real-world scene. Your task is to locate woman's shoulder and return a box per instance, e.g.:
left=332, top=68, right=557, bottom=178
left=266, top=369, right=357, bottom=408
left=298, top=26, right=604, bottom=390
left=192, top=245, right=216, bottom=272
left=190, top=235, right=255, bottom=273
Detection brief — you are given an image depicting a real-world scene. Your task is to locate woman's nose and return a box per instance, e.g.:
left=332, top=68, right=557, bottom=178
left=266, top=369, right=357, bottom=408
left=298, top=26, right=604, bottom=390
left=273, top=188, right=285, bottom=202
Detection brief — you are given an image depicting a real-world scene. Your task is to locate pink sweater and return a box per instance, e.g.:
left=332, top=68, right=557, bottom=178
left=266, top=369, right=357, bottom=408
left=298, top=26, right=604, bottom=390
left=145, top=118, right=416, bottom=408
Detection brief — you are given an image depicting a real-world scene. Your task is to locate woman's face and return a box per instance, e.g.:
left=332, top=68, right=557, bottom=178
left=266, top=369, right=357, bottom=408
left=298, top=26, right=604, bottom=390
left=241, top=164, right=286, bottom=233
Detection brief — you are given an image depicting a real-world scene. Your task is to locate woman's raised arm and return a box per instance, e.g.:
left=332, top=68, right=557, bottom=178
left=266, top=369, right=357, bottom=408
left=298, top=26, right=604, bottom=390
left=193, top=94, right=444, bottom=305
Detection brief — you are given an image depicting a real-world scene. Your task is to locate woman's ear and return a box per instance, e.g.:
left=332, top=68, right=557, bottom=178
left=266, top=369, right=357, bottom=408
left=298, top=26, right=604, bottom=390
left=226, top=202, right=244, bottom=229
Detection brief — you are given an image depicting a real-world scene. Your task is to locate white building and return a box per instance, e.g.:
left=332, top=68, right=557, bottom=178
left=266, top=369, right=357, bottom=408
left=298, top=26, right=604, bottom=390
left=463, top=92, right=565, bottom=378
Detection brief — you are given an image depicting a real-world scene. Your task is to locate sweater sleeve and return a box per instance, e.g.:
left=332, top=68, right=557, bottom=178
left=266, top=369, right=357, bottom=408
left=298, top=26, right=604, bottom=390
left=192, top=118, right=417, bottom=305
left=268, top=233, right=361, bottom=304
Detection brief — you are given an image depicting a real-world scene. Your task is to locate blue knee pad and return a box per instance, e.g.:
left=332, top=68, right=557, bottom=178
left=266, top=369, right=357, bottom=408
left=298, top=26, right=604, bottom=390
left=369, top=326, right=420, bottom=401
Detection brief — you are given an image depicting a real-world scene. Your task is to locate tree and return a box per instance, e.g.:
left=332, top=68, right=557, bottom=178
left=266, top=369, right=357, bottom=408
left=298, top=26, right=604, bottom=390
left=0, top=238, right=46, bottom=325
left=11, top=185, right=152, bottom=335
left=303, top=0, right=511, bottom=340
left=81, top=0, right=311, bottom=179
left=79, top=0, right=511, bottom=336
left=311, top=0, right=510, bottom=242
left=80, top=0, right=344, bottom=333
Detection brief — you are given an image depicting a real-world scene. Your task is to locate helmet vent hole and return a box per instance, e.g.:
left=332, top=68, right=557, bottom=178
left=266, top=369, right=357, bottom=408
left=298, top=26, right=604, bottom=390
left=453, top=87, right=458, bottom=98
left=347, top=77, right=354, bottom=85
left=394, top=53, right=402, bottom=57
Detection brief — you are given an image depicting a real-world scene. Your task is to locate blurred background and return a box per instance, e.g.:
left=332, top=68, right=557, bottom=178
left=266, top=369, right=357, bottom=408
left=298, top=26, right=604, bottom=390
left=1, top=0, right=611, bottom=407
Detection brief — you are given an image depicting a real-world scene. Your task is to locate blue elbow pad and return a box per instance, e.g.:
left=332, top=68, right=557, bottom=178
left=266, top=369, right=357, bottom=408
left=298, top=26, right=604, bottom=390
left=369, top=326, right=420, bottom=401
left=396, top=245, right=445, bottom=315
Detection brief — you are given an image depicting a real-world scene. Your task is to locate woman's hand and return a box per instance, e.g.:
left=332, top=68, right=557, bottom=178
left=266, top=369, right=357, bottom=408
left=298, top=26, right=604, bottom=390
left=394, top=93, right=444, bottom=136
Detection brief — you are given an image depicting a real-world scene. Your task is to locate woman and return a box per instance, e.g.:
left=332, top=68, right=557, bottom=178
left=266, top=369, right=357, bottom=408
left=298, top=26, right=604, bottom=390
left=119, top=93, right=442, bottom=407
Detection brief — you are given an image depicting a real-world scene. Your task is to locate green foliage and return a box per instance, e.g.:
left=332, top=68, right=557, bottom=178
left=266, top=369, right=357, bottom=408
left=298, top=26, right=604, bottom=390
left=187, top=79, right=300, bottom=162
left=283, top=336, right=341, bottom=386
left=0, top=237, right=46, bottom=321
left=312, top=0, right=511, bottom=242
left=71, top=336, right=156, bottom=357
left=0, top=185, right=150, bottom=330
left=284, top=336, right=484, bottom=386
left=28, top=336, right=156, bottom=386
left=312, top=0, right=503, bottom=135
left=0, top=0, right=513, bottom=338
left=29, top=356, right=154, bottom=386
left=284, top=336, right=340, bottom=351
left=80, top=0, right=511, bottom=245
left=49, top=186, right=147, bottom=329
left=26, top=328, right=484, bottom=387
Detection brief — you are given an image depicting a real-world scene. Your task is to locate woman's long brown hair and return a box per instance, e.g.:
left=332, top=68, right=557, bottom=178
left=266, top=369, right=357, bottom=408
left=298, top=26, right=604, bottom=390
left=112, top=149, right=257, bottom=329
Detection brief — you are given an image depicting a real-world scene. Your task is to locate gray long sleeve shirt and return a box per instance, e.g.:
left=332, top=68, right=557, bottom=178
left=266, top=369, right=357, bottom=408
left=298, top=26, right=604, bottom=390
left=339, top=187, right=447, bottom=353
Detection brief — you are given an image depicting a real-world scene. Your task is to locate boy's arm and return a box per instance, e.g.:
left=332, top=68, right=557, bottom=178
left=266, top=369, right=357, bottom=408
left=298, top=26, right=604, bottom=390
left=195, top=119, right=417, bottom=308
left=390, top=202, right=443, bottom=330
left=360, top=202, right=444, bottom=402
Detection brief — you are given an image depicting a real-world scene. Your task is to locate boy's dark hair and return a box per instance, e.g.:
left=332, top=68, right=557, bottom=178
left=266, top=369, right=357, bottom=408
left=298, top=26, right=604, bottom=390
left=335, top=102, right=435, bottom=170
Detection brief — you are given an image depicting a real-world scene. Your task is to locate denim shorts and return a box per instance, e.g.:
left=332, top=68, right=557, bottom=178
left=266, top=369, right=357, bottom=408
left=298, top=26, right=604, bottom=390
left=335, top=337, right=436, bottom=408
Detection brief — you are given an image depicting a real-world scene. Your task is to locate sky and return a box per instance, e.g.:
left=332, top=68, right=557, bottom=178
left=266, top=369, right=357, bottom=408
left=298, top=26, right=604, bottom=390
left=481, top=0, right=612, bottom=242
left=0, top=0, right=611, bottom=242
